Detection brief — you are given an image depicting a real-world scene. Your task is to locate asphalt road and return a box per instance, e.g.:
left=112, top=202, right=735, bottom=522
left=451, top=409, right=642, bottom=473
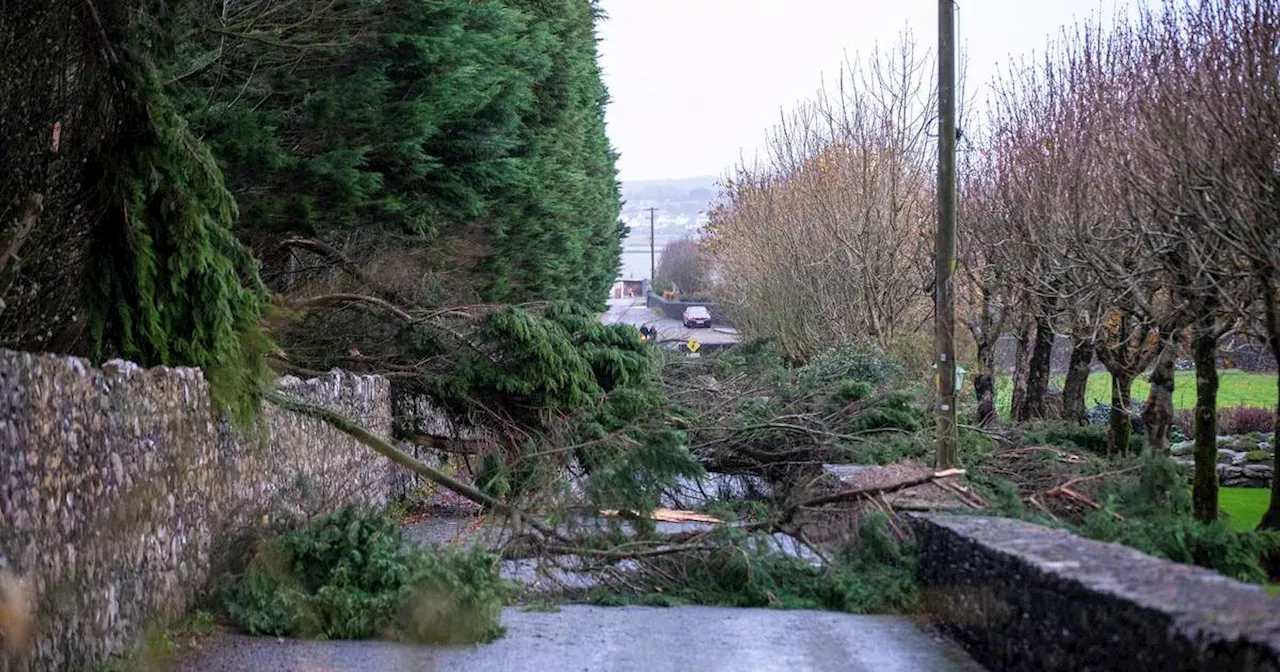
left=602, top=297, right=740, bottom=346
left=177, top=605, right=984, bottom=672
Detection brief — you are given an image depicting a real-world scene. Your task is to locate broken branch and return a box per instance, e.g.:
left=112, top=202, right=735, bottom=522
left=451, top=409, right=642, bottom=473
left=263, top=390, right=569, bottom=544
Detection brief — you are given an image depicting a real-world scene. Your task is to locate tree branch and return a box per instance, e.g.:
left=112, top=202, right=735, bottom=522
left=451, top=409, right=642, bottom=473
left=263, top=390, right=568, bottom=543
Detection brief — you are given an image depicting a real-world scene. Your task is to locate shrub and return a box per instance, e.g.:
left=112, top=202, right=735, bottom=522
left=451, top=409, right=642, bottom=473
left=837, top=435, right=929, bottom=466
left=826, top=380, right=874, bottom=412
left=222, top=507, right=507, bottom=644
left=1022, top=421, right=1143, bottom=455
left=1085, top=401, right=1144, bottom=435
left=797, top=344, right=905, bottom=390
left=1080, top=513, right=1280, bottom=584
left=1077, top=454, right=1280, bottom=583
left=1220, top=407, right=1277, bottom=436
left=1174, top=406, right=1276, bottom=437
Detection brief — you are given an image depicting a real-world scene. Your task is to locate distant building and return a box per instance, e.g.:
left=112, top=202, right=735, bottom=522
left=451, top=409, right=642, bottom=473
left=611, top=278, right=646, bottom=299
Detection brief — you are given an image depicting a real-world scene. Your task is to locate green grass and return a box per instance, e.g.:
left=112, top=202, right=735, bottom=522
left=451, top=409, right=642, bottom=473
left=1075, top=370, right=1276, bottom=411
left=992, top=369, right=1276, bottom=417
left=1219, top=487, right=1271, bottom=532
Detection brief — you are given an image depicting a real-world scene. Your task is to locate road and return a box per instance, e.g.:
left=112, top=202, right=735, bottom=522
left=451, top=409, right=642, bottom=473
left=174, top=304, right=987, bottom=672
left=602, top=297, right=740, bottom=347
left=177, top=605, right=983, bottom=672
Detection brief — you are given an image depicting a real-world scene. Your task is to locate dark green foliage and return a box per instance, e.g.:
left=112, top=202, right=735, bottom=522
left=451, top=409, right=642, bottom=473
left=166, top=0, right=622, bottom=309
left=461, top=306, right=603, bottom=419
left=796, top=344, right=906, bottom=390
left=223, top=507, right=507, bottom=643
left=1081, top=512, right=1280, bottom=583
left=1022, top=421, right=1144, bottom=455
left=591, top=514, right=916, bottom=614
left=712, top=337, right=787, bottom=382
left=836, top=435, right=930, bottom=466
left=85, top=49, right=273, bottom=424
left=833, top=379, right=874, bottom=404
left=574, top=396, right=704, bottom=513
left=986, top=452, right=1280, bottom=583
left=701, top=499, right=773, bottom=523
left=434, top=303, right=650, bottom=425
left=446, top=303, right=701, bottom=513
left=846, top=393, right=923, bottom=434
left=545, top=302, right=652, bottom=392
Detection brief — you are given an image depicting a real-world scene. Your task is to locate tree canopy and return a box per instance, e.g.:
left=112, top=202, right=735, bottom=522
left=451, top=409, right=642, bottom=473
left=0, top=0, right=623, bottom=415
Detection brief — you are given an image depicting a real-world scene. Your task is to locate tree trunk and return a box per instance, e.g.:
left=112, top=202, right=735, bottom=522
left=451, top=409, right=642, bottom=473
left=1061, top=336, right=1093, bottom=425
left=1258, top=331, right=1280, bottom=530
left=1261, top=376, right=1280, bottom=531
left=1010, top=316, right=1033, bottom=421
left=1141, top=342, right=1176, bottom=455
left=1022, top=313, right=1056, bottom=421
left=972, top=338, right=998, bottom=427
left=1107, top=370, right=1135, bottom=455
left=1191, top=332, right=1220, bottom=523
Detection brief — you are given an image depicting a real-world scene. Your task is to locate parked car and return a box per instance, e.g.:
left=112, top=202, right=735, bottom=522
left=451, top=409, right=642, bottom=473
left=682, top=306, right=712, bottom=328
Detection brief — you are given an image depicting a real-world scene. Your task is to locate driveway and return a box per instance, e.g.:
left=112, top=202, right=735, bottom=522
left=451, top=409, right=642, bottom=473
left=177, top=605, right=983, bottom=672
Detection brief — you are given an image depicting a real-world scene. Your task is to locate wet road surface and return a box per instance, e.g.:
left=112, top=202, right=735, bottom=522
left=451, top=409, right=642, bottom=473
left=177, top=605, right=984, bottom=672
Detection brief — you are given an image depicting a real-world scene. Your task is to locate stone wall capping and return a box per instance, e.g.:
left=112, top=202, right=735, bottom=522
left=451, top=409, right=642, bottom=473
left=911, top=513, right=1280, bottom=671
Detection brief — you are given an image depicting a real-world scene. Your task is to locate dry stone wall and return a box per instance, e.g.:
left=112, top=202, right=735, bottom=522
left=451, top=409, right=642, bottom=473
left=0, top=349, right=402, bottom=671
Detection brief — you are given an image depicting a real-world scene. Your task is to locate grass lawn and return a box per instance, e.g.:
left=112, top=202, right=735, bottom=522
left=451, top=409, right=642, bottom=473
left=992, top=369, right=1276, bottom=417
left=1212, top=489, right=1279, bottom=595
left=1219, top=487, right=1270, bottom=532
left=1075, top=370, right=1276, bottom=410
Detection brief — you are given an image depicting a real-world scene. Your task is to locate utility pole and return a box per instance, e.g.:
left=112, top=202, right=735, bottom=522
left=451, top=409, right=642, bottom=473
left=646, top=207, right=657, bottom=288
left=935, top=0, right=958, bottom=469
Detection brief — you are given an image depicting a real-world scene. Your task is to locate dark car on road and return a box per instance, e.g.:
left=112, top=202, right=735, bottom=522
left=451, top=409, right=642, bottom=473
left=682, top=306, right=712, bottom=328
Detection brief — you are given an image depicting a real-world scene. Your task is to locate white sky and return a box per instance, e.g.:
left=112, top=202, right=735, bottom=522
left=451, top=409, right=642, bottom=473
left=597, top=0, right=1153, bottom=182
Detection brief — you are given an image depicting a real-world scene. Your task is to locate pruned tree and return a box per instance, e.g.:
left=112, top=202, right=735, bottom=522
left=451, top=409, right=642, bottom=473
left=957, top=145, right=1017, bottom=427
left=1121, top=0, right=1270, bottom=520
left=708, top=34, right=935, bottom=361
left=654, top=238, right=711, bottom=296
left=1143, top=0, right=1280, bottom=528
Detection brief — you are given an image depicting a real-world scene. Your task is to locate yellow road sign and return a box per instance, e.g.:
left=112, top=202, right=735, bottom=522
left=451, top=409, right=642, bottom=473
left=686, top=339, right=700, bottom=353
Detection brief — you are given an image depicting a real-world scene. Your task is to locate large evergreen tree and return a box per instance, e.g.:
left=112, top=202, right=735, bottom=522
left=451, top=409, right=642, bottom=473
left=2, top=0, right=622, bottom=408
left=164, top=0, right=622, bottom=312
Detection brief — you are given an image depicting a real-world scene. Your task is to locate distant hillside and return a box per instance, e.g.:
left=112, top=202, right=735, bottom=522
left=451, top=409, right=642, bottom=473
left=620, top=176, right=720, bottom=241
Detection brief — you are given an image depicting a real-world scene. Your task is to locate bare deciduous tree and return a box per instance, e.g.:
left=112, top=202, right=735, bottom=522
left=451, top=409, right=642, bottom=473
left=707, top=34, right=935, bottom=361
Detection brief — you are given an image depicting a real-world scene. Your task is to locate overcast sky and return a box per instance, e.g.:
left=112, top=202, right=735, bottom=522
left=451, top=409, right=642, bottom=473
left=596, top=0, right=1153, bottom=182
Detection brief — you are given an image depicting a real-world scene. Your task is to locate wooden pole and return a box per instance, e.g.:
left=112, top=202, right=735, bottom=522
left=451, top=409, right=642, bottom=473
left=935, top=0, right=959, bottom=469
left=648, top=207, right=657, bottom=285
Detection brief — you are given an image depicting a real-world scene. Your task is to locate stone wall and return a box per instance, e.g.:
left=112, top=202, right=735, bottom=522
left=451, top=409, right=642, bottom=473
left=0, top=349, right=401, bottom=671
left=911, top=514, right=1280, bottom=672
left=1172, top=436, right=1274, bottom=489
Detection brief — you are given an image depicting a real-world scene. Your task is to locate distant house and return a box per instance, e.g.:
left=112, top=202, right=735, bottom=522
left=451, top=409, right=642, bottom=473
left=611, top=278, right=646, bottom=299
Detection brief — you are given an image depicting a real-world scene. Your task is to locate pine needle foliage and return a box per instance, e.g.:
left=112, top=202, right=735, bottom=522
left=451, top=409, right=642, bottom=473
left=223, top=506, right=508, bottom=643
left=591, top=514, right=917, bottom=614
left=84, top=46, right=273, bottom=424
left=164, top=0, right=622, bottom=309
left=436, top=303, right=701, bottom=513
